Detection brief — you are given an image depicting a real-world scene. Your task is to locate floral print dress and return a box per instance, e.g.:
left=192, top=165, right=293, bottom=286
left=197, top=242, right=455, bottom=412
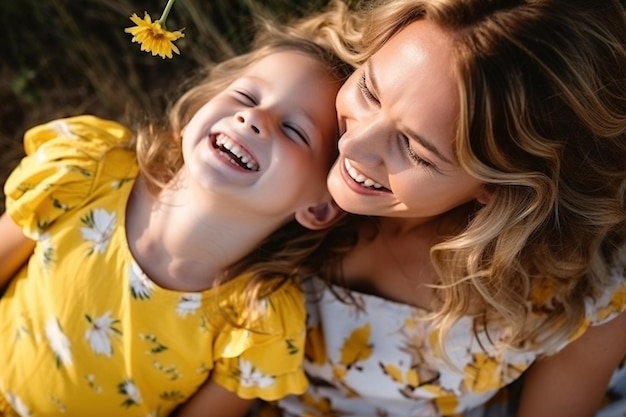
left=0, top=116, right=307, bottom=417
left=275, top=263, right=626, bottom=417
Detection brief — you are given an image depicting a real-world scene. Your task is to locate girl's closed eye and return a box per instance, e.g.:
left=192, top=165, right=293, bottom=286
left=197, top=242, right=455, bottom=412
left=235, top=89, right=257, bottom=106
left=282, top=122, right=310, bottom=146
left=357, top=72, right=379, bottom=105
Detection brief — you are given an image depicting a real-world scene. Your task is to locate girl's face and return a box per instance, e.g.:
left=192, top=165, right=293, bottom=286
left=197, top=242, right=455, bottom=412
left=181, top=50, right=341, bottom=219
left=328, top=20, right=486, bottom=220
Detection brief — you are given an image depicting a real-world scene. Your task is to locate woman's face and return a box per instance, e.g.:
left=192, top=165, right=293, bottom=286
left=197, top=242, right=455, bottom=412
left=328, top=20, right=486, bottom=220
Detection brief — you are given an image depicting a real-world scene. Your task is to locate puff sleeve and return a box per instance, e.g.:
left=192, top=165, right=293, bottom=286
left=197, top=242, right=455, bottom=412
left=550, top=250, right=626, bottom=353
left=210, top=280, right=308, bottom=401
left=576, top=258, right=626, bottom=331
left=4, top=115, right=135, bottom=239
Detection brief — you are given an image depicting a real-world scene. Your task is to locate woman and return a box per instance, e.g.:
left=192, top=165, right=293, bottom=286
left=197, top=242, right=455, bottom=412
left=271, top=0, right=626, bottom=416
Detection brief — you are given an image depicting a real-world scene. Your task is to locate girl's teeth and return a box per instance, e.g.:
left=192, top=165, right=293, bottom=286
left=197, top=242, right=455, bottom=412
left=215, top=133, right=259, bottom=171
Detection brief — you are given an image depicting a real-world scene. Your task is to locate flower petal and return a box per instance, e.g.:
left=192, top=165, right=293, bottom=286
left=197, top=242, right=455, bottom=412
left=125, top=12, right=185, bottom=59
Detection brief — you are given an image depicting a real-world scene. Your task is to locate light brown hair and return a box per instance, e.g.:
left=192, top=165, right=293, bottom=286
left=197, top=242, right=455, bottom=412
left=133, top=11, right=357, bottom=323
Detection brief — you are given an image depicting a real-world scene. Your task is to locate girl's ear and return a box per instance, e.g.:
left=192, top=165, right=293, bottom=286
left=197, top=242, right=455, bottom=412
left=294, top=200, right=345, bottom=230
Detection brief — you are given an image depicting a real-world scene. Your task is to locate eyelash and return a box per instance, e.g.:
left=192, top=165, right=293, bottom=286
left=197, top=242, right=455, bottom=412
left=356, top=73, right=434, bottom=169
left=401, top=136, right=433, bottom=168
left=357, top=73, right=379, bottom=104
left=236, top=90, right=256, bottom=106
left=283, top=124, right=309, bottom=145
left=235, top=90, right=309, bottom=145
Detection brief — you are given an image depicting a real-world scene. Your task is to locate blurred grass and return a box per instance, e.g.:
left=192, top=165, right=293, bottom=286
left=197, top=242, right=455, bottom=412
left=1, top=0, right=330, bottom=212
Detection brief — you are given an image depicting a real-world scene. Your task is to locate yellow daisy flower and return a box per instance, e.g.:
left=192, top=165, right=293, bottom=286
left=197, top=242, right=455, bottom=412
left=125, top=0, right=184, bottom=59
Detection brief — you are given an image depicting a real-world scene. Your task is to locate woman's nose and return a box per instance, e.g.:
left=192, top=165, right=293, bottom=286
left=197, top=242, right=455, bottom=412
left=339, top=116, right=387, bottom=167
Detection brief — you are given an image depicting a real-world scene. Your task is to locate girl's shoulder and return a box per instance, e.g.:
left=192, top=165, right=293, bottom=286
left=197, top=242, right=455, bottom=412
left=4, top=115, right=137, bottom=238
left=21, top=115, right=133, bottom=156
left=210, top=277, right=309, bottom=399
left=214, top=274, right=306, bottom=336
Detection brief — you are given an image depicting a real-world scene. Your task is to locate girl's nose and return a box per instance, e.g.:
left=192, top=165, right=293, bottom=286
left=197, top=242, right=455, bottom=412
left=235, top=110, right=263, bottom=135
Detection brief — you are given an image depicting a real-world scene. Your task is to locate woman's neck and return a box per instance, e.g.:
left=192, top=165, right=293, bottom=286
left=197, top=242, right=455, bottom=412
left=340, top=208, right=472, bottom=308
left=125, top=176, right=287, bottom=292
left=373, top=202, right=474, bottom=238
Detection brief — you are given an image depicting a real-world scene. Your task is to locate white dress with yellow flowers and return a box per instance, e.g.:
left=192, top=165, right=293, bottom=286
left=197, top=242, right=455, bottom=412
left=276, top=267, right=626, bottom=417
left=0, top=116, right=307, bottom=417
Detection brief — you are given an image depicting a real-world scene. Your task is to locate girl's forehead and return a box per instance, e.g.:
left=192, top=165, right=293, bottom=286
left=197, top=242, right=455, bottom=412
left=246, top=50, right=327, bottom=73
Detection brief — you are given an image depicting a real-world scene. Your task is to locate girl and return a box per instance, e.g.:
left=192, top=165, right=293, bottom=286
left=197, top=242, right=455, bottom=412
left=0, top=16, right=353, bottom=417
left=267, top=0, right=626, bottom=416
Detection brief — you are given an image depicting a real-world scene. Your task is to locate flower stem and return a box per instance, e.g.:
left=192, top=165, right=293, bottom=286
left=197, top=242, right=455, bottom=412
left=157, top=0, right=177, bottom=26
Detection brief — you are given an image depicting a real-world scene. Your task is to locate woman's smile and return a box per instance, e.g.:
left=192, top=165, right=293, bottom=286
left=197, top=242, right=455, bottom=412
left=343, top=158, right=387, bottom=191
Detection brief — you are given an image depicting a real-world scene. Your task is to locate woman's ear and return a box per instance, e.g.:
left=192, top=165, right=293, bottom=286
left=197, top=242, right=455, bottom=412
left=294, top=200, right=345, bottom=230
left=476, top=184, right=494, bottom=205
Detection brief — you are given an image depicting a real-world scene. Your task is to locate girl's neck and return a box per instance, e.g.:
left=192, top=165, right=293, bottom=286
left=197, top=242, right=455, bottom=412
left=125, top=175, right=286, bottom=292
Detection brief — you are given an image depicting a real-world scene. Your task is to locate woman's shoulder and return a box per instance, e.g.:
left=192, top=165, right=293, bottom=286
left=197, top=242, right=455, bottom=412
left=529, top=245, right=626, bottom=355
left=584, top=245, right=626, bottom=326
left=4, top=115, right=137, bottom=238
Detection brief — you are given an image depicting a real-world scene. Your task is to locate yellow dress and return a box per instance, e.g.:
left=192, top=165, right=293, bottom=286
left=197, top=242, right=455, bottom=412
left=0, top=116, right=307, bottom=417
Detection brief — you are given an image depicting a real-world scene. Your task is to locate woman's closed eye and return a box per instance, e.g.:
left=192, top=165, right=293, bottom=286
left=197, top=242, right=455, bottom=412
left=401, top=135, right=435, bottom=169
left=357, top=72, right=380, bottom=105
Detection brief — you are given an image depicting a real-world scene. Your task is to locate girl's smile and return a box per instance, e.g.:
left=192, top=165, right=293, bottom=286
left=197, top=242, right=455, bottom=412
left=211, top=132, right=260, bottom=172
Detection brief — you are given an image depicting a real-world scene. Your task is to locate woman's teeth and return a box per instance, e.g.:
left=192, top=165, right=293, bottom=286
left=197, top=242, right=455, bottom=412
left=345, top=159, right=384, bottom=189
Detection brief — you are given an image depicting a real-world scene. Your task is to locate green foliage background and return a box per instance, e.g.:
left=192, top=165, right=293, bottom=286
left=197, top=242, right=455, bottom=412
left=1, top=0, right=330, bottom=211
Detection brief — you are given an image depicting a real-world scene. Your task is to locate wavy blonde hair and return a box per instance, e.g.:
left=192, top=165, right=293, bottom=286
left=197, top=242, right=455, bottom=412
left=303, top=0, right=626, bottom=353
left=132, top=11, right=356, bottom=324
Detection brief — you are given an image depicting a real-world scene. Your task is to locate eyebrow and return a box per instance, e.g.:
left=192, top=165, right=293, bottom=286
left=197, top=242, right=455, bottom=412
left=366, top=62, right=454, bottom=166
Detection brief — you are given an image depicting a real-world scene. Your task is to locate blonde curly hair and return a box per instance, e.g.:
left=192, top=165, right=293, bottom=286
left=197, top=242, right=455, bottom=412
left=298, top=0, right=626, bottom=353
